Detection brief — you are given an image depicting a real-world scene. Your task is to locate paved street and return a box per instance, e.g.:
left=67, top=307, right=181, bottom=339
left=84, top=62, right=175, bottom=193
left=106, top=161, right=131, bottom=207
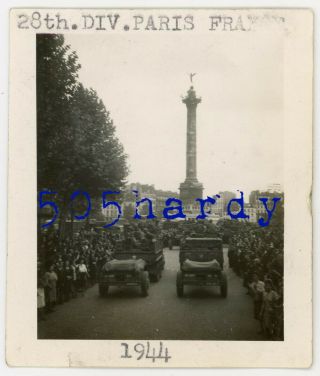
left=38, top=248, right=263, bottom=340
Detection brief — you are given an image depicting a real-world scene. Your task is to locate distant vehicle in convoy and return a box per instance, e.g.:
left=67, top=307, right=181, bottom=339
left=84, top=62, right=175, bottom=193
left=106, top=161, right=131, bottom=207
left=176, top=237, right=227, bottom=298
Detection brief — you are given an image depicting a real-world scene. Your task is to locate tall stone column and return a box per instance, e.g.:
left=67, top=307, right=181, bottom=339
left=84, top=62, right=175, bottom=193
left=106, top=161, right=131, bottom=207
left=184, top=86, right=201, bottom=181
left=179, top=86, right=203, bottom=204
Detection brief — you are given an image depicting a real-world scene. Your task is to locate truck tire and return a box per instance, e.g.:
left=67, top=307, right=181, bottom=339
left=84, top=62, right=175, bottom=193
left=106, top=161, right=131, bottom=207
left=220, top=272, right=228, bottom=298
left=149, top=272, right=158, bottom=283
left=99, top=283, right=109, bottom=297
left=140, top=271, right=150, bottom=297
left=151, top=271, right=162, bottom=282
left=176, top=271, right=184, bottom=297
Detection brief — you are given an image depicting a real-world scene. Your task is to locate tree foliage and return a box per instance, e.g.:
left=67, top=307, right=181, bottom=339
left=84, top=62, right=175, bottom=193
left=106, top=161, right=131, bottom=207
left=37, top=34, right=128, bottom=221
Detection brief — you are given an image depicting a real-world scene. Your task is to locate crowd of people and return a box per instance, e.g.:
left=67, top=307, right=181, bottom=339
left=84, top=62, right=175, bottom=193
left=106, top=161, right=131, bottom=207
left=160, top=220, right=220, bottom=249
left=37, top=224, right=120, bottom=320
left=228, top=222, right=284, bottom=340
left=122, top=221, right=160, bottom=251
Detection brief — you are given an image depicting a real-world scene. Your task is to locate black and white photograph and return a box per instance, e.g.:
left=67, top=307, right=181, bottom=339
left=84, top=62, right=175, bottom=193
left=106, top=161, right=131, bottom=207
left=36, top=23, right=285, bottom=341
left=6, top=7, right=313, bottom=368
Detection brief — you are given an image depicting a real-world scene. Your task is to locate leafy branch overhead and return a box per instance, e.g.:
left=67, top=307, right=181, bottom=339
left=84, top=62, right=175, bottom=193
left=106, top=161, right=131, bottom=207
left=37, top=34, right=128, bottom=211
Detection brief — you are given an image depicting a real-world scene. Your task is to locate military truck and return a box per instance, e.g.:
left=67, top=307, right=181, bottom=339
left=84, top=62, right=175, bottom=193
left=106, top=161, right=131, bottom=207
left=176, top=237, right=227, bottom=298
left=111, top=239, right=165, bottom=282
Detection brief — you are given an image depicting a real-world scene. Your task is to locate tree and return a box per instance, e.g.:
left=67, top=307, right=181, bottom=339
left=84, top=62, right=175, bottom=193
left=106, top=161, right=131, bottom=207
left=123, top=203, right=135, bottom=220
left=37, top=34, right=80, bottom=191
left=37, top=34, right=128, bottom=235
left=69, top=85, right=128, bottom=196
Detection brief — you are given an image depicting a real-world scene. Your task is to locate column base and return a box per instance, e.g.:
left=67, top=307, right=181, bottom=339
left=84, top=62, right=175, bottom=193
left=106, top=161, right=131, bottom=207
left=179, top=180, right=203, bottom=204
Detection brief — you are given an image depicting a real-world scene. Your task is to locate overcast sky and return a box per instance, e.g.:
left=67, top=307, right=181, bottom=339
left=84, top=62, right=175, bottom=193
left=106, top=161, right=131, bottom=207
left=65, top=30, right=283, bottom=197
